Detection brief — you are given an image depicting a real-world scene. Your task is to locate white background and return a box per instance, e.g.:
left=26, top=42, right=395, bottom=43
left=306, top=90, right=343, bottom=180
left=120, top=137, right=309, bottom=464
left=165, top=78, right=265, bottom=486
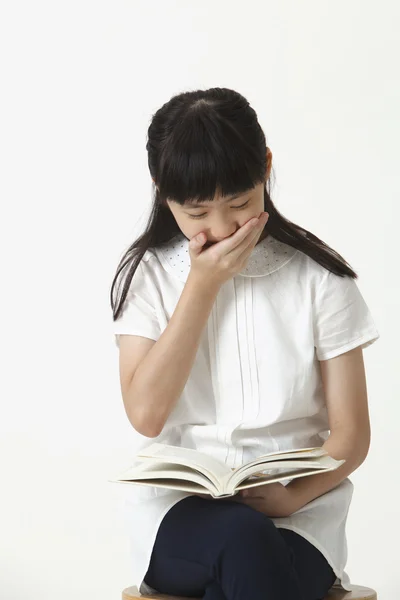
left=1, top=1, right=399, bottom=599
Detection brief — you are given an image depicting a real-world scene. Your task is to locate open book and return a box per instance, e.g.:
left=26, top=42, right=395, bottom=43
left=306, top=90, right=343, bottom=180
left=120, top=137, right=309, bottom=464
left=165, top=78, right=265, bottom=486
left=108, top=443, right=345, bottom=498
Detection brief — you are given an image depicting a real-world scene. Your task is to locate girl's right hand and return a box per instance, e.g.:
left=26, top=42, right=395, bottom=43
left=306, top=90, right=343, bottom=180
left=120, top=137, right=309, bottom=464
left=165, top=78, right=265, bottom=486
left=188, top=212, right=269, bottom=286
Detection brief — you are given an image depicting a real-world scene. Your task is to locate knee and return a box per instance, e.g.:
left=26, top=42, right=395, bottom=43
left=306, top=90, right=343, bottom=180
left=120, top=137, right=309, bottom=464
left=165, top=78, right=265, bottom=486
left=209, top=502, right=293, bottom=579
left=217, top=502, right=280, bottom=551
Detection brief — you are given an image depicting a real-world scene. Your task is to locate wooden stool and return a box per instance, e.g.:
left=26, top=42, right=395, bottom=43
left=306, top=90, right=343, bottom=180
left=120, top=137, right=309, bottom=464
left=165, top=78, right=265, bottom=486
left=122, top=584, right=377, bottom=600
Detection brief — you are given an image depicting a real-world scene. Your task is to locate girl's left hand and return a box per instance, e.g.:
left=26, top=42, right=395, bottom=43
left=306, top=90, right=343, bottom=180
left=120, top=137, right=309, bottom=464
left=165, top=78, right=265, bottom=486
left=235, top=482, right=299, bottom=518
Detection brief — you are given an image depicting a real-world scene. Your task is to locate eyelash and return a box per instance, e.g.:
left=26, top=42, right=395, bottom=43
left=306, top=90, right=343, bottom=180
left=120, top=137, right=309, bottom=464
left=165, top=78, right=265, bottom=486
left=188, top=200, right=250, bottom=219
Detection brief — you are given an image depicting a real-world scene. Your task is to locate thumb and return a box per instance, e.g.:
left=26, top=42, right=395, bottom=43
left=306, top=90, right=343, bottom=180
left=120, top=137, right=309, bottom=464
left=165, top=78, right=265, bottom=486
left=241, top=488, right=258, bottom=498
left=190, top=232, right=206, bottom=252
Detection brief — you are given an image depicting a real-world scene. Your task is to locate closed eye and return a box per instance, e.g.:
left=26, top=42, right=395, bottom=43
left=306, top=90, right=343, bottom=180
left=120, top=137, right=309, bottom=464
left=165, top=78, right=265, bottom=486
left=187, top=200, right=250, bottom=219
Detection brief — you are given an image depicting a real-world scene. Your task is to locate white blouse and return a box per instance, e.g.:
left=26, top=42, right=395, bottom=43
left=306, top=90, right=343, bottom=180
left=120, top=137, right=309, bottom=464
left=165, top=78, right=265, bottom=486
left=112, top=232, right=380, bottom=593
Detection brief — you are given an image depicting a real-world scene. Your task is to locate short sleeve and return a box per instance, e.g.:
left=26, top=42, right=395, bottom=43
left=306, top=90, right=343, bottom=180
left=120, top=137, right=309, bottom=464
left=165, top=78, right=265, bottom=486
left=113, top=260, right=161, bottom=347
left=313, top=270, right=380, bottom=361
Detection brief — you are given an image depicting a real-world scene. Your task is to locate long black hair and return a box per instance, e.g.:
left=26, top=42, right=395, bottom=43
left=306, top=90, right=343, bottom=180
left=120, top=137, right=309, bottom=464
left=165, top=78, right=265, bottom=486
left=111, top=87, right=357, bottom=321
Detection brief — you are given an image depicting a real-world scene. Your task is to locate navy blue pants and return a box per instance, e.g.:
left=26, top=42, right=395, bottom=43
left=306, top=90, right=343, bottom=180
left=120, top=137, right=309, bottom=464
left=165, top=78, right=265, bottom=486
left=144, top=496, right=336, bottom=600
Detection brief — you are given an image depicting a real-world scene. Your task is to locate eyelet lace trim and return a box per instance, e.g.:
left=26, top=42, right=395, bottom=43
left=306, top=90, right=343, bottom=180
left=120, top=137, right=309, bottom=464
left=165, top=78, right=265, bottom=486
left=155, top=233, right=298, bottom=281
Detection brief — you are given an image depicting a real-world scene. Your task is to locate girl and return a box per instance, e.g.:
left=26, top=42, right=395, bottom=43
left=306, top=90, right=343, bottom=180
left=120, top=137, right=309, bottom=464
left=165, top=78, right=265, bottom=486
left=111, top=88, right=380, bottom=600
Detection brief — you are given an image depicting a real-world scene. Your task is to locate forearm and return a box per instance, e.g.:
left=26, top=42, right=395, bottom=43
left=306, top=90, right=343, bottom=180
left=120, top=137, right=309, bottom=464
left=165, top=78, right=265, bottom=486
left=128, top=272, right=220, bottom=437
left=287, top=426, right=370, bottom=512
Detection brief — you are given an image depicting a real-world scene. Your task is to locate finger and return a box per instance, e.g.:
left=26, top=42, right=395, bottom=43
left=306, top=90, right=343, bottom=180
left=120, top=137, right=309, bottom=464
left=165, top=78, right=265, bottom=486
left=246, top=218, right=269, bottom=248
left=189, top=232, right=207, bottom=252
left=225, top=214, right=269, bottom=260
left=192, top=492, right=214, bottom=500
left=241, top=214, right=269, bottom=246
left=241, top=487, right=259, bottom=498
left=217, top=214, right=266, bottom=254
left=242, top=488, right=260, bottom=498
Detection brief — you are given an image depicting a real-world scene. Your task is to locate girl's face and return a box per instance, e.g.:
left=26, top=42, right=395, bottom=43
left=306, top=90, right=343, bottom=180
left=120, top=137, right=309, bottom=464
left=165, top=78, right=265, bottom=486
left=166, top=181, right=267, bottom=247
left=164, top=148, right=272, bottom=247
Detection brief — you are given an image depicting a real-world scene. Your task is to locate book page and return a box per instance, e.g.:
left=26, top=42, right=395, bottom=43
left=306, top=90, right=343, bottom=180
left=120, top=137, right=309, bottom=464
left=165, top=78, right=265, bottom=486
left=228, top=447, right=329, bottom=485
left=243, top=447, right=327, bottom=464
left=136, top=443, right=231, bottom=487
left=233, top=463, right=342, bottom=494
left=114, top=478, right=213, bottom=495
left=228, top=455, right=344, bottom=491
left=108, top=460, right=219, bottom=495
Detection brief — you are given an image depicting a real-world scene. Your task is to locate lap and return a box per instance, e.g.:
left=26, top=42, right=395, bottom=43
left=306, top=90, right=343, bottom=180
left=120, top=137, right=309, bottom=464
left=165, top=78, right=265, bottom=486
left=150, top=495, right=279, bottom=553
left=145, top=495, right=336, bottom=600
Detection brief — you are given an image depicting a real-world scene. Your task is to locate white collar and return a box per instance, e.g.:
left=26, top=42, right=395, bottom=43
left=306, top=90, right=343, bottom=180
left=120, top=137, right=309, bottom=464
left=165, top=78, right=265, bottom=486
left=154, top=232, right=298, bottom=283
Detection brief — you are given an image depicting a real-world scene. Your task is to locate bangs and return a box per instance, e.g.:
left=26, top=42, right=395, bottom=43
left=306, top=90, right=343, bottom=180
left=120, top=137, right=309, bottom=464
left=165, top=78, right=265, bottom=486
left=156, top=107, right=266, bottom=205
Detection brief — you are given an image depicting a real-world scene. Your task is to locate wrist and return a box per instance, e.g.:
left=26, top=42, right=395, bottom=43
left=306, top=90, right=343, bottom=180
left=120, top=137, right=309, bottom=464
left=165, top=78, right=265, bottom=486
left=187, top=271, right=222, bottom=295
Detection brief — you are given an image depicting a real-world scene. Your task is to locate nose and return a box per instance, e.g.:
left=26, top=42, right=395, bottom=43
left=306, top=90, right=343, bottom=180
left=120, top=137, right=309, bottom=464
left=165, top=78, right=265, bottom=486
left=208, top=224, right=238, bottom=244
